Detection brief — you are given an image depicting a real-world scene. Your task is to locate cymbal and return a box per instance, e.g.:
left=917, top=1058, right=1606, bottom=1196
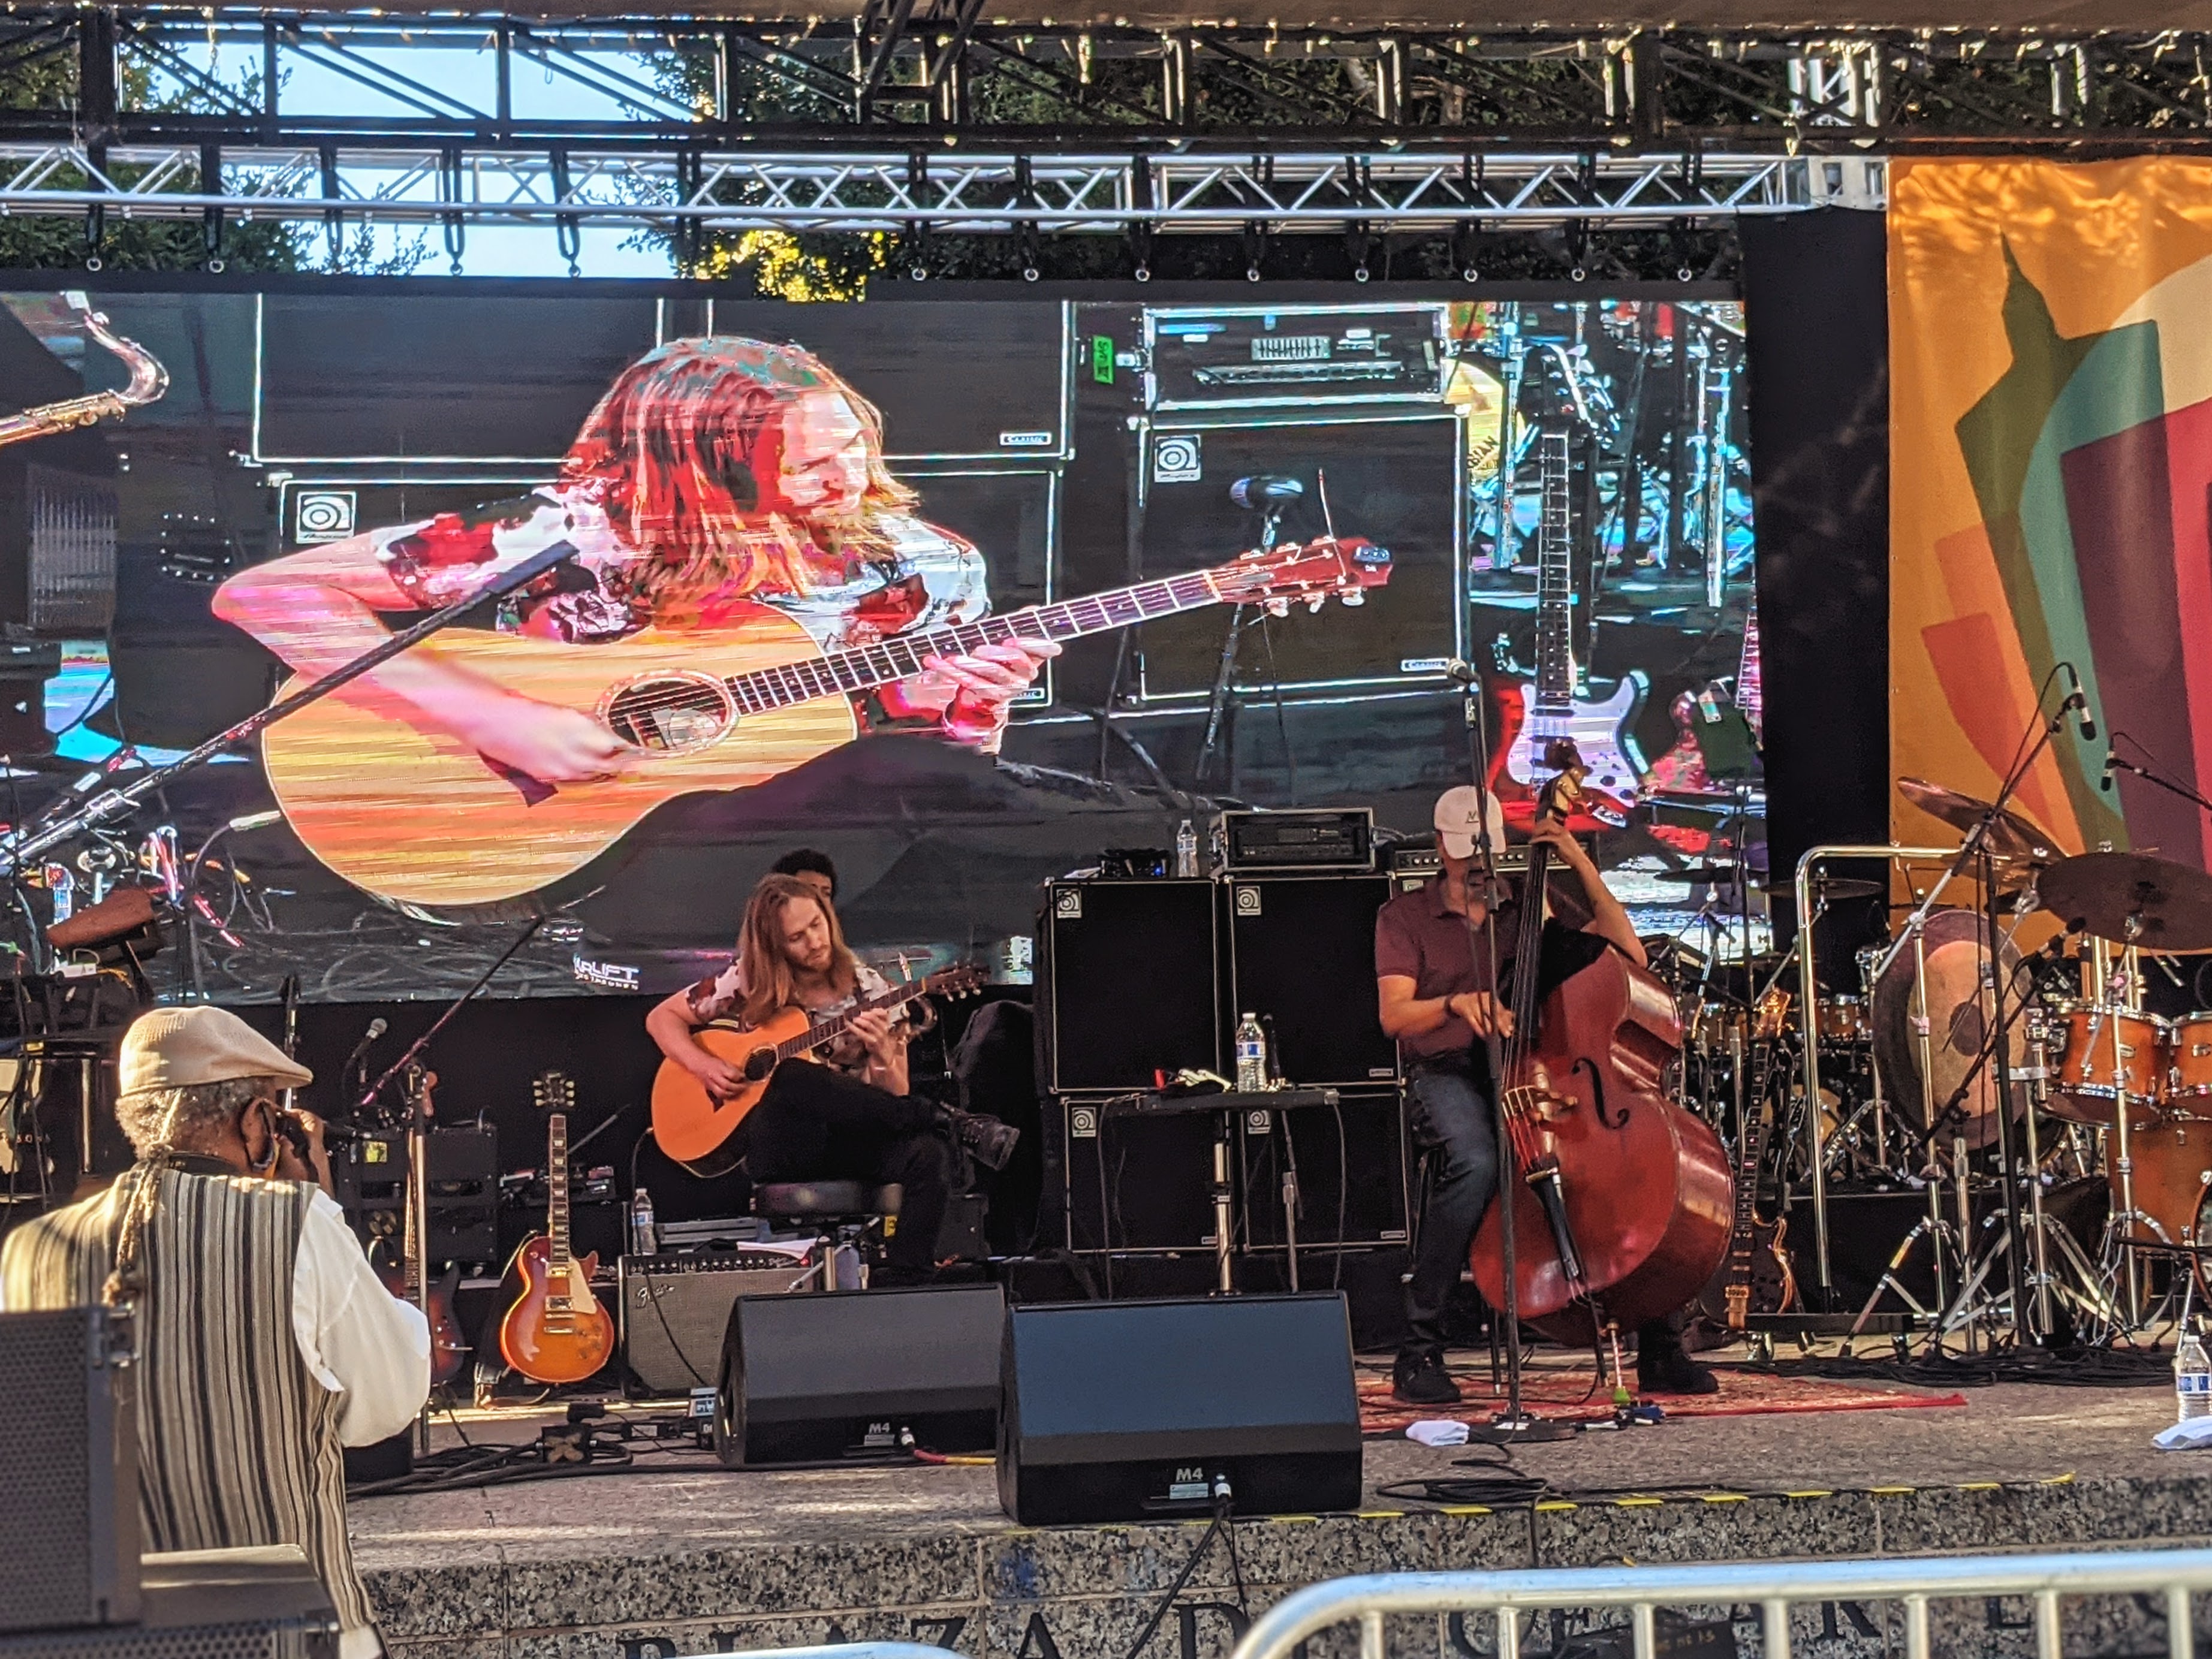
left=1761, top=875, right=1884, bottom=902
left=2039, top=851, right=2212, bottom=951
left=1895, top=777, right=2062, bottom=867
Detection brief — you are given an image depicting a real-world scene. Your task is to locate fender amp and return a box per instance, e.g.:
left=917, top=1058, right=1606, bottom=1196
left=620, top=1247, right=818, bottom=1397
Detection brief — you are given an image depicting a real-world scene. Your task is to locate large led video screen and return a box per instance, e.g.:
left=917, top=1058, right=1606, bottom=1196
left=0, top=286, right=1756, bottom=1000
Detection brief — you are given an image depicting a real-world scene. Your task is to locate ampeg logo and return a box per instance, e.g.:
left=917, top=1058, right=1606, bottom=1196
left=1152, top=433, right=1202, bottom=484
left=1234, top=885, right=1263, bottom=916
left=1244, top=1109, right=1273, bottom=1136
left=1069, top=1106, right=1099, bottom=1139
left=294, top=490, right=357, bottom=543
left=1054, top=888, right=1084, bottom=920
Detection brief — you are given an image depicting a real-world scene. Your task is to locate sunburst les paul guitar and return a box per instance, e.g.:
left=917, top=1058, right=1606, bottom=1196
left=258, top=537, right=1393, bottom=912
left=652, top=964, right=984, bottom=1177
left=498, top=1070, right=616, bottom=1386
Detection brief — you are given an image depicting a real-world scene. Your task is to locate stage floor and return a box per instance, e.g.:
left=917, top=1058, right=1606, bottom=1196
left=352, top=1355, right=2212, bottom=1659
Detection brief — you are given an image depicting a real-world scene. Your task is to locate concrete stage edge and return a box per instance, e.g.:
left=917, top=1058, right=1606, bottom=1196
left=352, top=1380, right=2212, bottom=1659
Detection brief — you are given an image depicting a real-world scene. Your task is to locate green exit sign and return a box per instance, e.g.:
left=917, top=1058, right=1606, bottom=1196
left=1090, top=334, right=1115, bottom=384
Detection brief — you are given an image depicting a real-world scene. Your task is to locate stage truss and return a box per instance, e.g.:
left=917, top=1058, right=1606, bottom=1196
left=4, top=9, right=2205, bottom=250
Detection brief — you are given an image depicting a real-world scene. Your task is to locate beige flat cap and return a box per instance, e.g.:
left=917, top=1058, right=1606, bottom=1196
left=119, top=1006, right=314, bottom=1097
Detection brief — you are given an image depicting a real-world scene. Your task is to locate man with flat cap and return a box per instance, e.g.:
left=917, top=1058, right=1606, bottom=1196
left=1, top=1006, right=430, bottom=1658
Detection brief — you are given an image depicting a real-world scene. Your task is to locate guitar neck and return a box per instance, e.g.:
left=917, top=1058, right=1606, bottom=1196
left=722, top=572, right=1235, bottom=715
left=546, top=1114, right=571, bottom=1276
left=780, top=976, right=938, bottom=1061
left=1533, top=430, right=1575, bottom=714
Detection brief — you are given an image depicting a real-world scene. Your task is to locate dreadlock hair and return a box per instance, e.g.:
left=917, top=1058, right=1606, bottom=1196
left=103, top=1075, right=282, bottom=1310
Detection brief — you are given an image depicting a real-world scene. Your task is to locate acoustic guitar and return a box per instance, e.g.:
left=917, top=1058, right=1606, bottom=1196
left=256, top=535, right=1391, bottom=912
left=497, top=1070, right=616, bottom=1386
left=652, top=964, right=984, bottom=1176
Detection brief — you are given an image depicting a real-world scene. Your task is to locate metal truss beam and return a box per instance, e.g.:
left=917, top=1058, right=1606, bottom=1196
left=6, top=12, right=2212, bottom=147
left=0, top=146, right=1846, bottom=237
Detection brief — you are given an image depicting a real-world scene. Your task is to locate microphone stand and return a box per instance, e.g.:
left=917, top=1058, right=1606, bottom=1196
left=2105, top=749, right=2212, bottom=817
left=0, top=539, right=584, bottom=964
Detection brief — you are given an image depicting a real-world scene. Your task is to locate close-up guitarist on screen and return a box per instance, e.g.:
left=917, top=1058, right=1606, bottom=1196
left=212, top=335, right=1058, bottom=784
left=644, top=873, right=1017, bottom=1286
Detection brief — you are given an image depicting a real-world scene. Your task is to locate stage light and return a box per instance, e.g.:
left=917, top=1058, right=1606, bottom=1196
left=1678, top=265, right=1696, bottom=282
left=1462, top=267, right=1480, bottom=283
left=1022, top=266, right=1039, bottom=282
left=1133, top=265, right=1151, bottom=282
left=909, top=264, right=928, bottom=280
left=1246, top=265, right=1261, bottom=282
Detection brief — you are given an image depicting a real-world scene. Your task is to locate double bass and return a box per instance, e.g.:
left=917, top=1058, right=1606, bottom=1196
left=1469, top=741, right=1734, bottom=1345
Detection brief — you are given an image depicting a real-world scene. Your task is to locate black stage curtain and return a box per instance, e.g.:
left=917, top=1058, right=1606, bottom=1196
left=1741, top=209, right=1891, bottom=985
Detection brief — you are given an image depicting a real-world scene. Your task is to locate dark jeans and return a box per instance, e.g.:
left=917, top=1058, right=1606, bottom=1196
left=745, top=1061, right=955, bottom=1272
left=1401, top=1055, right=1688, bottom=1365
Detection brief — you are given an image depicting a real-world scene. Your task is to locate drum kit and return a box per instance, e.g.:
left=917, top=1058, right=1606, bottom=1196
left=1652, top=774, right=2212, bottom=1349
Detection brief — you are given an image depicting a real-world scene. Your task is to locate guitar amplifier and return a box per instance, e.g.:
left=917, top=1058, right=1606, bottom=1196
left=1144, top=304, right=1449, bottom=409
left=1219, top=809, right=1374, bottom=873
left=620, top=1248, right=818, bottom=1397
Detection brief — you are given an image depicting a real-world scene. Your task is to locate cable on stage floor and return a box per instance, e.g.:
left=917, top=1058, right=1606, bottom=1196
left=1747, top=1343, right=2175, bottom=1390
left=1374, top=1448, right=1551, bottom=1508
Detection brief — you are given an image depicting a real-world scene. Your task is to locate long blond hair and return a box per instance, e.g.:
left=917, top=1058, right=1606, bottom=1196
left=560, top=337, right=917, bottom=619
left=737, top=874, right=860, bottom=1027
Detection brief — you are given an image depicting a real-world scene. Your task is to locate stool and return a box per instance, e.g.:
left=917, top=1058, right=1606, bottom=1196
left=752, top=1181, right=904, bottom=1289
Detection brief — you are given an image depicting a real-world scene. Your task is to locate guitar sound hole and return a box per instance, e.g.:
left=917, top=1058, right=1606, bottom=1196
left=743, top=1046, right=777, bottom=1083
left=605, top=674, right=736, bottom=752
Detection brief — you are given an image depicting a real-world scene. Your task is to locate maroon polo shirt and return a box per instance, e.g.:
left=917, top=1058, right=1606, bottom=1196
left=1373, top=876, right=1609, bottom=1063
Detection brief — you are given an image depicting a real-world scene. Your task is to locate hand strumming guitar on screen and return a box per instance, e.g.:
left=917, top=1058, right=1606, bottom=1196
left=213, top=337, right=1056, bottom=783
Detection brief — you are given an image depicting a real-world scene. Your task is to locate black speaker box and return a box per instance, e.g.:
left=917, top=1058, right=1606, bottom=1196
left=0, top=1308, right=140, bottom=1633
left=997, top=1293, right=1363, bottom=1524
left=1223, top=874, right=1398, bottom=1088
left=0, top=1546, right=341, bottom=1659
left=1041, top=879, right=1219, bottom=1092
left=714, top=1283, right=1004, bottom=1465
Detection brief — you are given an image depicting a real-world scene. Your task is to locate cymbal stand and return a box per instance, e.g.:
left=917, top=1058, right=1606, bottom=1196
left=1844, top=1134, right=1966, bottom=1355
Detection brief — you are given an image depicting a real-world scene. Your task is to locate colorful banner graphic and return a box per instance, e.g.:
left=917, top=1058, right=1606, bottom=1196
left=1892, top=158, right=2212, bottom=871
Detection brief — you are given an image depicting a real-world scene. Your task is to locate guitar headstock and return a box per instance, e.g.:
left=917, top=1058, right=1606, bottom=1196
left=1536, top=738, right=1590, bottom=825
left=531, top=1069, right=576, bottom=1115
left=927, top=964, right=986, bottom=1000
left=1216, top=536, right=1393, bottom=613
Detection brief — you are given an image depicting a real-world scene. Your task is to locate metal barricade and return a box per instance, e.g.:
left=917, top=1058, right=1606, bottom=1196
left=1229, top=1547, right=2212, bottom=1659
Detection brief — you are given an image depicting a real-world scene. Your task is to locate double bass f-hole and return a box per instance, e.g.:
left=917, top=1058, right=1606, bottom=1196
left=1577, top=1054, right=1629, bottom=1130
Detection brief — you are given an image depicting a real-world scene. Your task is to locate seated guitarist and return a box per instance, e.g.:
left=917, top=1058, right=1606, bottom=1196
left=213, top=337, right=1058, bottom=782
left=1376, top=785, right=1716, bottom=1403
left=646, top=873, right=1016, bottom=1286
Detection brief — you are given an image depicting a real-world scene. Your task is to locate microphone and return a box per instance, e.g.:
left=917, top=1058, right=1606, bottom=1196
left=1440, top=658, right=1481, bottom=686
left=2101, top=749, right=2119, bottom=793
left=342, top=1017, right=388, bottom=1081
left=227, top=809, right=285, bottom=833
left=2060, top=663, right=2098, bottom=740
left=1229, top=475, right=1304, bottom=512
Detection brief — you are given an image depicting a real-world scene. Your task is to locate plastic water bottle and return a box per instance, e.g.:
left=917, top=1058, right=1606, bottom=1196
left=629, top=1188, right=658, bottom=1257
left=1175, top=819, right=1200, bottom=878
left=1235, top=1013, right=1267, bottom=1093
left=2178, top=1331, right=2211, bottom=1422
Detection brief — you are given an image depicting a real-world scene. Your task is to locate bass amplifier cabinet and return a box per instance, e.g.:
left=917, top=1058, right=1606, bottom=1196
left=1224, top=873, right=1398, bottom=1088
left=1219, top=809, right=1375, bottom=873
left=620, top=1249, right=818, bottom=1397
left=0, top=1308, right=139, bottom=1633
left=1040, top=877, right=1219, bottom=1092
left=997, top=1293, right=1363, bottom=1524
left=715, top=1283, right=1005, bottom=1465
left=0, top=1547, right=340, bottom=1659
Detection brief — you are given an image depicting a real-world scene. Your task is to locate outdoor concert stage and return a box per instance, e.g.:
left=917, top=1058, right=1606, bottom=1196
left=351, top=1368, right=2204, bottom=1659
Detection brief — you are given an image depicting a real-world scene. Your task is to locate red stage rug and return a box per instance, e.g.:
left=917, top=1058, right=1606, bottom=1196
left=1359, top=1365, right=1968, bottom=1436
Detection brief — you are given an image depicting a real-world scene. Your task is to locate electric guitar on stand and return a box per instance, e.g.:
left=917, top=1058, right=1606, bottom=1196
left=498, top=1070, right=616, bottom=1386
left=1698, top=988, right=1799, bottom=1332
left=1487, top=429, right=1647, bottom=827
left=651, top=965, right=984, bottom=1177
left=370, top=1068, right=468, bottom=1386
left=258, top=536, right=1391, bottom=913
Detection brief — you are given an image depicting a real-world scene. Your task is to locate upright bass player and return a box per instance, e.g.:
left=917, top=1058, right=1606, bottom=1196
left=1376, top=783, right=1717, bottom=1404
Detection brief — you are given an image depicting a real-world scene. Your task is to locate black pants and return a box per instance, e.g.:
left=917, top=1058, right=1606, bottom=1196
left=745, top=1061, right=955, bottom=1272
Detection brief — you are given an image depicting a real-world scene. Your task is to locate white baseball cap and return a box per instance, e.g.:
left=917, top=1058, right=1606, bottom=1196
left=1434, top=785, right=1506, bottom=861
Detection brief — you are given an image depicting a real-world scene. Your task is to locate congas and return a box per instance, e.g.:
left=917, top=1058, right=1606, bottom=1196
left=2047, top=1002, right=2168, bottom=1129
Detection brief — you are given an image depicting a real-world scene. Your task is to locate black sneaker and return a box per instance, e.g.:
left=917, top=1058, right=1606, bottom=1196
left=1391, top=1350, right=1463, bottom=1405
left=1637, top=1340, right=1720, bottom=1396
left=944, top=1108, right=1020, bottom=1172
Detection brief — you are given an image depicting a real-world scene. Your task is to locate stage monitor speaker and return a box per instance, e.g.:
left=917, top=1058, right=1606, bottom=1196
left=714, top=1283, right=1004, bottom=1465
left=621, top=1250, right=817, bottom=1397
left=997, top=1293, right=1362, bottom=1525
left=1223, top=874, right=1398, bottom=1088
left=0, top=1308, right=140, bottom=1633
left=1041, top=879, right=1219, bottom=1092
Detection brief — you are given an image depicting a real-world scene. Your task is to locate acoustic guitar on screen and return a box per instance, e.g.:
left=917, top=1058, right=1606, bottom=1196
left=498, top=1069, right=616, bottom=1386
left=651, top=964, right=983, bottom=1177
left=256, top=536, right=1391, bottom=912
